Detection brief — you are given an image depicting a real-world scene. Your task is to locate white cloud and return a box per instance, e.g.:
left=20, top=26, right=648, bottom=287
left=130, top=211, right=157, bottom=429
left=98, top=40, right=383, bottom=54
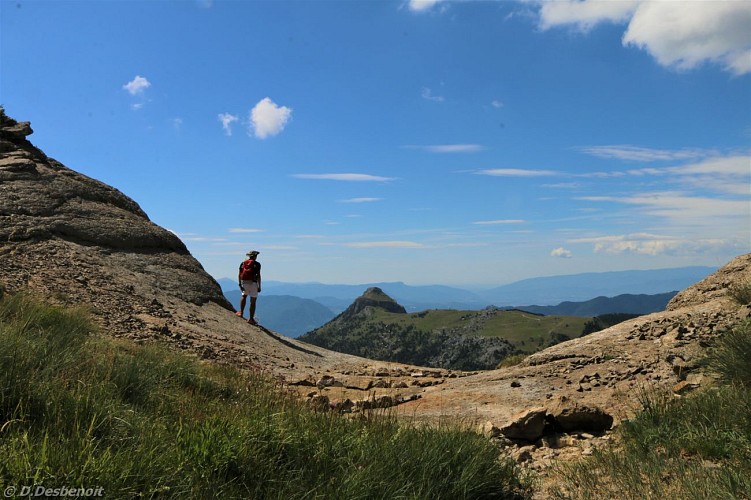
left=407, top=0, right=443, bottom=13
left=421, top=87, right=445, bottom=102
left=570, top=233, right=742, bottom=256
left=405, top=144, right=485, bottom=153
left=293, top=173, right=396, bottom=182
left=623, top=2, right=751, bottom=75
left=551, top=247, right=573, bottom=258
left=476, top=168, right=558, bottom=177
left=491, top=100, right=504, bottom=108
left=228, top=228, right=264, bottom=233
left=249, top=97, right=293, bottom=139
left=537, top=0, right=751, bottom=75
left=538, top=0, right=640, bottom=31
left=218, top=113, right=238, bottom=136
left=339, top=197, right=383, bottom=203
left=171, top=117, right=183, bottom=130
left=345, top=241, right=425, bottom=248
left=579, top=145, right=709, bottom=162
left=472, top=219, right=526, bottom=225
left=122, top=75, right=151, bottom=95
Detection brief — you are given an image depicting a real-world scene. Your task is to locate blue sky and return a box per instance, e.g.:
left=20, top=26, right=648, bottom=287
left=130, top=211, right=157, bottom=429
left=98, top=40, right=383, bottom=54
left=2, top=0, right=749, bottom=286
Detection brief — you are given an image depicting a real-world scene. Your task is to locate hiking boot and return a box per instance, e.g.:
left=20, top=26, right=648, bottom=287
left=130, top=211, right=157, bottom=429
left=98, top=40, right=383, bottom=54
left=247, top=318, right=257, bottom=325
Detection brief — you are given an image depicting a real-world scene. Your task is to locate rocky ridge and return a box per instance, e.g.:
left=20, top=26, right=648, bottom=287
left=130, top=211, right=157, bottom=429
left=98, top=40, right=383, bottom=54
left=2, top=112, right=750, bottom=489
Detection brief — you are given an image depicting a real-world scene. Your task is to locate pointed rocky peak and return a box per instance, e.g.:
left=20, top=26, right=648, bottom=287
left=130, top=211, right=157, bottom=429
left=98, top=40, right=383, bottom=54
left=342, top=287, right=407, bottom=319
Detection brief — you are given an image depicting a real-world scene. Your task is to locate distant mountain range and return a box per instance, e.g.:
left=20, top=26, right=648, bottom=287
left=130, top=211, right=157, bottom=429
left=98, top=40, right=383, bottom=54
left=218, top=266, right=712, bottom=338
left=513, top=291, right=678, bottom=316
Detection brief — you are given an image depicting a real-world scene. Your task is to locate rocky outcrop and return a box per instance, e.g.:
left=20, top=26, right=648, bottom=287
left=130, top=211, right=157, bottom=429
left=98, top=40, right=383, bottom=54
left=340, top=287, right=407, bottom=318
left=1, top=111, right=232, bottom=338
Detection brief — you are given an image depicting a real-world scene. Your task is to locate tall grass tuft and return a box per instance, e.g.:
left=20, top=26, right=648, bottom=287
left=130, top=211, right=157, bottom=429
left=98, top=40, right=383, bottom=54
left=0, top=291, right=527, bottom=498
left=706, top=319, right=751, bottom=387
left=550, top=319, right=751, bottom=499
left=728, top=281, right=751, bottom=306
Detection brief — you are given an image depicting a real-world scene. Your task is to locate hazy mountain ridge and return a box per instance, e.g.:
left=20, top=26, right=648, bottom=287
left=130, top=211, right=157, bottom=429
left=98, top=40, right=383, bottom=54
left=514, top=291, right=678, bottom=316
left=220, top=267, right=714, bottom=312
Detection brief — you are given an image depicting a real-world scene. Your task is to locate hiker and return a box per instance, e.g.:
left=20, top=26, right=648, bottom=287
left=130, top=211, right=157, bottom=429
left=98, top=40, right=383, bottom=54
left=237, top=250, right=262, bottom=324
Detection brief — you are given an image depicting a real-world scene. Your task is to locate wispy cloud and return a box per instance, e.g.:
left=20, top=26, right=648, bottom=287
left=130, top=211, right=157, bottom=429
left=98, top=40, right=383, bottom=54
left=543, top=182, right=584, bottom=189
left=228, top=228, right=264, bottom=233
left=180, top=235, right=228, bottom=242
left=345, top=241, right=425, bottom=248
left=218, top=113, right=238, bottom=136
left=579, top=145, right=709, bottom=162
left=578, top=154, right=751, bottom=195
left=404, top=144, right=485, bottom=153
left=570, top=233, right=743, bottom=256
left=421, top=87, right=445, bottom=102
left=476, top=168, right=558, bottom=177
left=122, top=75, right=151, bottom=95
left=339, top=197, right=382, bottom=203
left=249, top=97, right=292, bottom=139
left=472, top=219, right=526, bottom=225
left=578, top=192, right=749, bottom=223
left=491, top=100, right=504, bottom=108
left=666, top=155, right=751, bottom=196
left=537, top=0, right=751, bottom=75
left=293, top=173, right=396, bottom=182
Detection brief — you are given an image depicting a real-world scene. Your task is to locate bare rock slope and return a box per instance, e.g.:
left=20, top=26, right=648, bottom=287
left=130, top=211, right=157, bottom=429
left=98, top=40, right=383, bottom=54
left=2, top=112, right=749, bottom=437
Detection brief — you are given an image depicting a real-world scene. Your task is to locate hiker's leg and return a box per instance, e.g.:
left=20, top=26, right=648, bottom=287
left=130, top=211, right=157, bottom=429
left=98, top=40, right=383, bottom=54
left=239, top=294, right=247, bottom=315
left=249, top=297, right=257, bottom=321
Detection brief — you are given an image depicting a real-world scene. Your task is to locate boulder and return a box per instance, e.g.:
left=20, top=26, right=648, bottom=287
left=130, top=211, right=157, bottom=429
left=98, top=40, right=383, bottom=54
left=550, top=404, right=613, bottom=433
left=500, top=407, right=548, bottom=441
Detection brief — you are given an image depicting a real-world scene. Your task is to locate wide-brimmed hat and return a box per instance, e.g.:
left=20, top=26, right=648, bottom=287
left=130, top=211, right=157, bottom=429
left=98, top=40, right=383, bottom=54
left=246, top=250, right=260, bottom=256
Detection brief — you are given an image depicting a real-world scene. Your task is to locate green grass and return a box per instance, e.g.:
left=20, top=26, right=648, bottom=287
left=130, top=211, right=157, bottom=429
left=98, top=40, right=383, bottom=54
left=0, top=292, right=527, bottom=499
left=550, top=319, right=751, bottom=499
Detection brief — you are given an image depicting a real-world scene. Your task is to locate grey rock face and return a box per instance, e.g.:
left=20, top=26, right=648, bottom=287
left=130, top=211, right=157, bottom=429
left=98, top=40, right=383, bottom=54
left=0, top=111, right=233, bottom=338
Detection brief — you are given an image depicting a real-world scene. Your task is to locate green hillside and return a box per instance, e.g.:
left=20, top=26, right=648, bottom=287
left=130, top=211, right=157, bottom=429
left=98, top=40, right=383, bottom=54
left=380, top=308, right=591, bottom=352
left=300, top=289, right=598, bottom=370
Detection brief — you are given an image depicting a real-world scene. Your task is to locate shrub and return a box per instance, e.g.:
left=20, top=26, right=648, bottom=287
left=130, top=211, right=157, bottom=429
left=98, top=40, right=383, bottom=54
left=496, top=353, right=527, bottom=369
left=728, top=281, right=751, bottom=306
left=706, top=319, right=751, bottom=387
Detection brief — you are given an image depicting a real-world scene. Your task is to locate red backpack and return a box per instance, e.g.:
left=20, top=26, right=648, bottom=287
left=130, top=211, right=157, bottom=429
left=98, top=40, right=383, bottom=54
left=240, top=259, right=260, bottom=281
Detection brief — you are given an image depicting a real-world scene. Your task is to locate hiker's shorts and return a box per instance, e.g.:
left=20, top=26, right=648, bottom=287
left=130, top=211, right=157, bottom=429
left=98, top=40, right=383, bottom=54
left=241, top=281, right=259, bottom=298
